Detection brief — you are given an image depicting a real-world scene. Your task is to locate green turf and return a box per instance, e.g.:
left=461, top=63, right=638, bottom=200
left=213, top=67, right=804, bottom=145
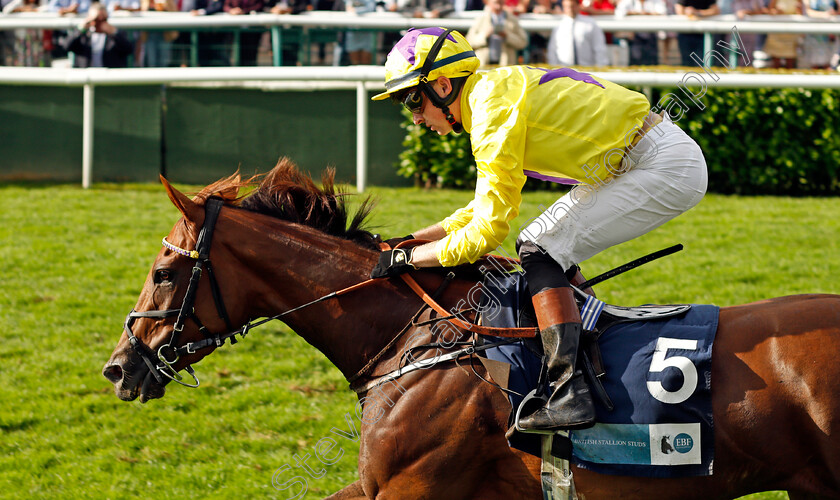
left=2, top=180, right=838, bottom=499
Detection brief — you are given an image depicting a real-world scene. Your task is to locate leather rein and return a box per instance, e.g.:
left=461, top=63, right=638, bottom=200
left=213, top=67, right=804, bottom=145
left=124, top=199, right=533, bottom=389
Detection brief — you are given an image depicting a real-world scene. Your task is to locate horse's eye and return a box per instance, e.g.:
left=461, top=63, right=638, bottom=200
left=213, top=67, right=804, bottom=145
left=154, top=269, right=173, bottom=284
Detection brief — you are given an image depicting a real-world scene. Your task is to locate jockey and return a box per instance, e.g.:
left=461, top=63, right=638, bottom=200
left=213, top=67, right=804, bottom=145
left=369, top=27, right=708, bottom=432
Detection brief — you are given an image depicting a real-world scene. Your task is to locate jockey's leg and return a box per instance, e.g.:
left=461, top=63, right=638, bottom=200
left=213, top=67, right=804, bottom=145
left=515, top=240, right=596, bottom=431
left=566, top=264, right=595, bottom=297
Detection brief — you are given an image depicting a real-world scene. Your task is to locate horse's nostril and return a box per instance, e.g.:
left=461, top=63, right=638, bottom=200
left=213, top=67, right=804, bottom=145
left=103, top=363, right=124, bottom=384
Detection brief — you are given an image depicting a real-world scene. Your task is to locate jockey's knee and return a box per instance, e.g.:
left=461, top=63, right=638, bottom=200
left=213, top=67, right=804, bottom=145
left=517, top=240, right=571, bottom=294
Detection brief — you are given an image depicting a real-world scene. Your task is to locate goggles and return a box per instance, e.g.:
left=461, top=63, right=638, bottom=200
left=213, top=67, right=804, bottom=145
left=401, top=88, right=424, bottom=114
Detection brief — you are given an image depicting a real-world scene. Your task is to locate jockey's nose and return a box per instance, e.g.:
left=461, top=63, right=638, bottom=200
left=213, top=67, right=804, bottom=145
left=412, top=112, right=424, bottom=125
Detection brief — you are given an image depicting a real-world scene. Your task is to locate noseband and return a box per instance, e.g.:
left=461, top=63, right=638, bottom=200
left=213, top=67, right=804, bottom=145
left=124, top=197, right=234, bottom=388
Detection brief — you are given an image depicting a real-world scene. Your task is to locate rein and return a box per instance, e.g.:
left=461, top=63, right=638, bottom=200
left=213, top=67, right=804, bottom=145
left=124, top=201, right=530, bottom=390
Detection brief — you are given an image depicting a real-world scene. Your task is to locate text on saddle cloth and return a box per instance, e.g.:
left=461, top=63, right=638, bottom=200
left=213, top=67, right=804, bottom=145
left=477, top=271, right=718, bottom=478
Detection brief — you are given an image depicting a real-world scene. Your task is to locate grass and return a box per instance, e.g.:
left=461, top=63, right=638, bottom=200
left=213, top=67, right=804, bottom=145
left=1, top=180, right=839, bottom=499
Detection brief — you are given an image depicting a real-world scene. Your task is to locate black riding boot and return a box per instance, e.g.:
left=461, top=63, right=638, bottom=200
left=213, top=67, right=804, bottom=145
left=517, top=320, right=596, bottom=431
left=517, top=241, right=596, bottom=432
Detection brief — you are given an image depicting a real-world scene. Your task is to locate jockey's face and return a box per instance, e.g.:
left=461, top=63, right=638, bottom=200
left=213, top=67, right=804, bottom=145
left=410, top=77, right=459, bottom=136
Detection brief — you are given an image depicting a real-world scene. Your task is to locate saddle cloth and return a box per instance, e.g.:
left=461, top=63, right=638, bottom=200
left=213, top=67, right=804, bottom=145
left=478, top=272, right=718, bottom=478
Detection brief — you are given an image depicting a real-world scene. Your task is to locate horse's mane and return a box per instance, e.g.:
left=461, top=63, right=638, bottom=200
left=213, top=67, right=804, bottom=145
left=193, top=158, right=379, bottom=250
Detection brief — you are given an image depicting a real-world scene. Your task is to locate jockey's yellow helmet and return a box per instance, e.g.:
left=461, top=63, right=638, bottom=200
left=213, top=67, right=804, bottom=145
left=371, top=28, right=480, bottom=101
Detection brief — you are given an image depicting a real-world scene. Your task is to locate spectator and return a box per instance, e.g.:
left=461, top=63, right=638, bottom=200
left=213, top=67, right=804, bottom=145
left=525, top=0, right=559, bottom=63
left=268, top=0, right=308, bottom=64
left=505, top=0, right=529, bottom=14
left=268, top=0, right=308, bottom=14
left=105, top=0, right=139, bottom=11
left=47, top=0, right=91, bottom=61
left=674, top=0, right=719, bottom=66
left=190, top=0, right=227, bottom=65
left=3, top=0, right=53, bottom=66
left=528, top=0, right=559, bottom=12
left=615, top=0, right=666, bottom=65
left=580, top=0, right=614, bottom=14
left=0, top=0, right=14, bottom=65
left=726, top=0, right=765, bottom=65
left=803, top=0, right=838, bottom=68
left=466, top=0, right=529, bottom=67
left=47, top=0, right=91, bottom=14
left=3, top=0, right=41, bottom=11
left=224, top=0, right=264, bottom=65
left=453, top=0, right=484, bottom=12
left=547, top=0, right=609, bottom=66
left=344, top=0, right=377, bottom=65
left=763, top=0, right=801, bottom=68
left=393, top=0, right=456, bottom=18
left=138, top=0, right=178, bottom=67
left=63, top=2, right=134, bottom=67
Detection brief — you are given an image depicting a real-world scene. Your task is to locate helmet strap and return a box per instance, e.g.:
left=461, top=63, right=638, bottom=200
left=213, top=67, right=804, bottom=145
left=442, top=105, right=463, bottom=134
left=422, top=75, right=467, bottom=133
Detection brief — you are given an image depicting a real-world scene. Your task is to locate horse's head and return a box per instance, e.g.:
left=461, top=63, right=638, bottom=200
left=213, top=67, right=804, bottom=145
left=102, top=173, right=253, bottom=402
left=103, top=159, right=380, bottom=403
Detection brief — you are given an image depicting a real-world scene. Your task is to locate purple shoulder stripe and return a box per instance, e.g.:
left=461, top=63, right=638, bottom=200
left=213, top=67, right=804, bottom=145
left=523, top=170, right=581, bottom=185
left=528, top=66, right=605, bottom=89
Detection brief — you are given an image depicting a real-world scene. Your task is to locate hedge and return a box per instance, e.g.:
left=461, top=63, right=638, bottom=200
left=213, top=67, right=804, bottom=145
left=396, top=87, right=840, bottom=196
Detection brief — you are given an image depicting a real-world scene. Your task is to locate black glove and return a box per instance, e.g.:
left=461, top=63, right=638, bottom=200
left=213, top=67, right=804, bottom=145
left=370, top=247, right=416, bottom=279
left=384, top=234, right=414, bottom=248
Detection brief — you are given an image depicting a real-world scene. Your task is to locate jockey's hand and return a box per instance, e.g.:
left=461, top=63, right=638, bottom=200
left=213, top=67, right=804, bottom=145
left=384, top=234, right=414, bottom=248
left=370, top=248, right=416, bottom=279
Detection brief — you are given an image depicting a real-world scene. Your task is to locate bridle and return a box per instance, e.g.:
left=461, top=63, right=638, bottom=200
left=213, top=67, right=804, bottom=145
left=124, top=197, right=234, bottom=388
left=122, top=197, right=381, bottom=389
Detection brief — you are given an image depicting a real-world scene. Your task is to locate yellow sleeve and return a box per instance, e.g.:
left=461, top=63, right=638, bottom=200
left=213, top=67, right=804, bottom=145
left=440, top=198, right=477, bottom=234
left=435, top=169, right=524, bottom=266
left=435, top=83, right=528, bottom=266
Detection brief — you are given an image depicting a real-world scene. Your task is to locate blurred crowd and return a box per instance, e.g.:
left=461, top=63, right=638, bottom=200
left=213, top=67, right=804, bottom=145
left=1, top=0, right=838, bottom=69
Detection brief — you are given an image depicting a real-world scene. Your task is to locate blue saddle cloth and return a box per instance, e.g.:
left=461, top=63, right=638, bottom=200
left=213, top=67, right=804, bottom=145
left=479, top=273, right=718, bottom=478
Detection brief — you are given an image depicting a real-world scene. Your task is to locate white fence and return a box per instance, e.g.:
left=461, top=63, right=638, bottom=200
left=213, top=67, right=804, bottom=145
left=3, top=65, right=840, bottom=190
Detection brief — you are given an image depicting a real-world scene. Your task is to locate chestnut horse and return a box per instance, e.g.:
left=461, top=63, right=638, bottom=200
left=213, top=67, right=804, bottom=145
left=104, top=161, right=840, bottom=499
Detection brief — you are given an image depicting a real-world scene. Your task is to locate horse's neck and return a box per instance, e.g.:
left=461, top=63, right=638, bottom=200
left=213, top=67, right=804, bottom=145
left=220, top=212, right=420, bottom=380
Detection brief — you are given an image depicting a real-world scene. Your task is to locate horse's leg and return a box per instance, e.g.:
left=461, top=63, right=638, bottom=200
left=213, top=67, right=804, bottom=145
left=357, top=368, right=542, bottom=500
left=325, top=480, right=367, bottom=500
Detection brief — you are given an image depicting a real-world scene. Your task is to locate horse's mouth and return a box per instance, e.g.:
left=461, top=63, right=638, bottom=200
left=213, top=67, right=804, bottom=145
left=107, top=361, right=167, bottom=403
left=138, top=370, right=167, bottom=403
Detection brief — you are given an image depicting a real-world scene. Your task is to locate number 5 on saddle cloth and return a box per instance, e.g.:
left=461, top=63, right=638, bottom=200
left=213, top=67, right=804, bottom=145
left=477, top=271, right=718, bottom=479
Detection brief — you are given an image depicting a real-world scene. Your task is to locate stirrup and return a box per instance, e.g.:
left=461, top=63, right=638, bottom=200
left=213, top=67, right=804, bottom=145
left=514, top=388, right=555, bottom=435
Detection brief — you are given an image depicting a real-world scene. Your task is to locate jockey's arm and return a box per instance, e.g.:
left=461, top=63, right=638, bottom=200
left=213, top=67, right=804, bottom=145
left=409, top=241, right=444, bottom=268
left=406, top=224, right=446, bottom=268
left=412, top=223, right=447, bottom=241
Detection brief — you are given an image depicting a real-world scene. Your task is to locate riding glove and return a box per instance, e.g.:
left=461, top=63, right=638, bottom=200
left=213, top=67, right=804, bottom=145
left=370, top=248, right=416, bottom=279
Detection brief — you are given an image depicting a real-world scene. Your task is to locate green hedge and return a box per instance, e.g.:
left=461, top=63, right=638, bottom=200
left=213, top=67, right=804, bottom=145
left=396, top=87, right=840, bottom=195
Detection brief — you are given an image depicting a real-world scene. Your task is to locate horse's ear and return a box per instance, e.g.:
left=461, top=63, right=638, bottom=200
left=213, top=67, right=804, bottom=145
left=160, top=175, right=203, bottom=223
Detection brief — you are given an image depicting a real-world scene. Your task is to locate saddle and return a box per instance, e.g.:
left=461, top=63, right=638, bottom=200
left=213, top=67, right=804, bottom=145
left=477, top=271, right=691, bottom=415
left=573, top=287, right=691, bottom=330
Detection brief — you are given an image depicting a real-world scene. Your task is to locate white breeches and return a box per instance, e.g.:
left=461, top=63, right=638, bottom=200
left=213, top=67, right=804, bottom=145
left=517, top=117, right=708, bottom=271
